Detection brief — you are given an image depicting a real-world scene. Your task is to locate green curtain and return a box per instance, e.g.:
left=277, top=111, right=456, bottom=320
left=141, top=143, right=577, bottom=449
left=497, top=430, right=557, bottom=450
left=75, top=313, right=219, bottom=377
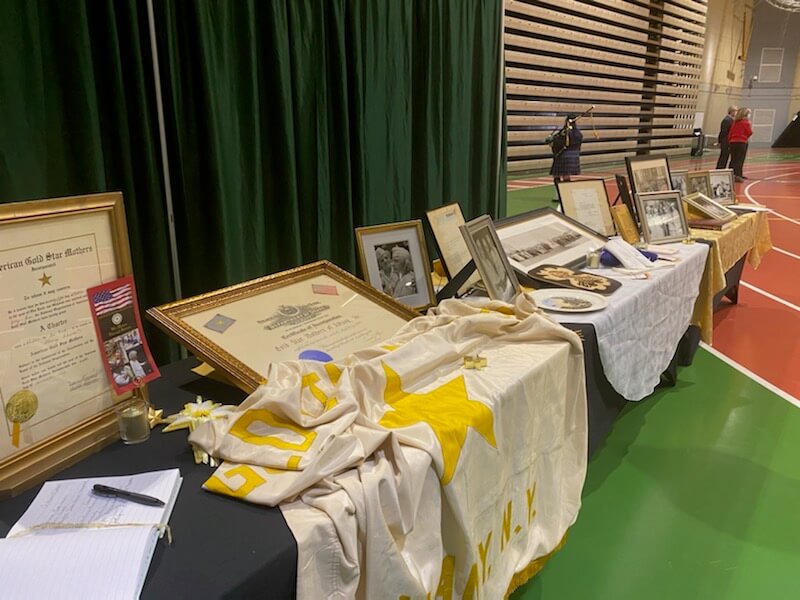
left=0, top=0, right=180, bottom=362
left=155, top=0, right=505, bottom=296
left=1, top=0, right=505, bottom=361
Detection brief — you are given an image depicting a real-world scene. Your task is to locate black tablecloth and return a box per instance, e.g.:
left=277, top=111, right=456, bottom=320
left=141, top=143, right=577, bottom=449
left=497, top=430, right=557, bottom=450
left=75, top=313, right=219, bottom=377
left=0, top=358, right=297, bottom=600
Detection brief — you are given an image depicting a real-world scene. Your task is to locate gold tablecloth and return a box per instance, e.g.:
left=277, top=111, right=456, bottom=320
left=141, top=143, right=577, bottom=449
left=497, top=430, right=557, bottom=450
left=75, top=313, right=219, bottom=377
left=690, top=211, right=772, bottom=344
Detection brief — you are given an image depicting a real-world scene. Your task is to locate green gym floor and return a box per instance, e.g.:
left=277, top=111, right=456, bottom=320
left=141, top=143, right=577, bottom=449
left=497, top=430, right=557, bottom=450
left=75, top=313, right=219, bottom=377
left=509, top=150, right=800, bottom=599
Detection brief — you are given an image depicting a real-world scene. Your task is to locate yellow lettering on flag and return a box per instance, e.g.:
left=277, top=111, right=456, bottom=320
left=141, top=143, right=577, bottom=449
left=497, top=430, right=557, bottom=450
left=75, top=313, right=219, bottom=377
left=229, top=409, right=316, bottom=451
left=379, top=362, right=496, bottom=485
left=301, top=372, right=338, bottom=411
left=430, top=555, right=454, bottom=600
left=205, top=465, right=266, bottom=499
left=501, top=501, right=513, bottom=551
left=527, top=483, right=537, bottom=524
left=479, top=531, right=493, bottom=583
left=462, top=563, right=480, bottom=600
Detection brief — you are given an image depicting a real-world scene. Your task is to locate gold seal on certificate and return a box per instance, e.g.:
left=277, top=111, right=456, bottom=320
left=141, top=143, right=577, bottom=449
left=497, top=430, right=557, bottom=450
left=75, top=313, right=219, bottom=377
left=5, top=390, right=39, bottom=448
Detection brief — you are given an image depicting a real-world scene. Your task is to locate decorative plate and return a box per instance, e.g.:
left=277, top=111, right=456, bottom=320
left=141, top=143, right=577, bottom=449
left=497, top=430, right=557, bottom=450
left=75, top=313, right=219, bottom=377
left=527, top=264, right=621, bottom=295
left=532, top=289, right=609, bottom=313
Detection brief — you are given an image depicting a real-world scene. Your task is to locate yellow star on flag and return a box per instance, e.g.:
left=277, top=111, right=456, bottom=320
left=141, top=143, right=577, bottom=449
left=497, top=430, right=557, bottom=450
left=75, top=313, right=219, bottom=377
left=38, top=273, right=52, bottom=286
left=379, top=362, right=496, bottom=485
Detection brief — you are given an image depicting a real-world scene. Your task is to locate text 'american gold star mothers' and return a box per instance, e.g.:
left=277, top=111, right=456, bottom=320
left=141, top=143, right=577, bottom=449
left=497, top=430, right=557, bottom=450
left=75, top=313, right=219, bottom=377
left=379, top=362, right=496, bottom=485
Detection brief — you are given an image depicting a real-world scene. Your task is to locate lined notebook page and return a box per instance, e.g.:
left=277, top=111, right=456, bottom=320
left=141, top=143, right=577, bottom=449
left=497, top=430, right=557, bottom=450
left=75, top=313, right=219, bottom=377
left=0, top=526, right=158, bottom=599
left=9, top=469, right=181, bottom=537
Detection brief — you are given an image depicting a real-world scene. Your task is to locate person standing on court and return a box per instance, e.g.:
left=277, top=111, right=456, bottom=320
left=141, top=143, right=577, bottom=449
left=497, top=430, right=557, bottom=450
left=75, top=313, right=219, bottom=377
left=548, top=114, right=583, bottom=197
left=728, top=107, right=753, bottom=182
left=716, top=105, right=737, bottom=169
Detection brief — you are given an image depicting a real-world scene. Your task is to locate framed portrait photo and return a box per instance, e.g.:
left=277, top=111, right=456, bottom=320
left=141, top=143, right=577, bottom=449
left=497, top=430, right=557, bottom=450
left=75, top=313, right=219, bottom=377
left=0, top=192, right=138, bottom=497
left=670, top=169, right=689, bottom=198
left=425, top=203, right=481, bottom=292
left=625, top=154, right=672, bottom=195
left=459, top=216, right=520, bottom=303
left=683, top=192, right=738, bottom=223
left=556, top=178, right=615, bottom=237
left=708, top=169, right=736, bottom=205
left=635, top=191, right=690, bottom=244
left=355, top=220, right=435, bottom=311
left=148, top=260, right=418, bottom=393
left=686, top=170, right=713, bottom=198
left=495, top=207, right=607, bottom=276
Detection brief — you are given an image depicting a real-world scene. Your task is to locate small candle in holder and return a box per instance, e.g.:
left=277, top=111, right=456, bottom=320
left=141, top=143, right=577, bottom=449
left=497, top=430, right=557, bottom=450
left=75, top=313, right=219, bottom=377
left=115, top=398, right=150, bottom=444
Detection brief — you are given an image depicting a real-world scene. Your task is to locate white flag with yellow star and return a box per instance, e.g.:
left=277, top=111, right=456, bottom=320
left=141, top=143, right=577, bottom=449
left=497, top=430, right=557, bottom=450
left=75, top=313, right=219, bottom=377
left=189, top=295, right=587, bottom=598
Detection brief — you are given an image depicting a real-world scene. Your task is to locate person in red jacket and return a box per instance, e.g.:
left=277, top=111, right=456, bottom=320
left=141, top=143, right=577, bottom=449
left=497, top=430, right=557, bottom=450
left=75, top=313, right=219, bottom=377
left=728, top=107, right=753, bottom=182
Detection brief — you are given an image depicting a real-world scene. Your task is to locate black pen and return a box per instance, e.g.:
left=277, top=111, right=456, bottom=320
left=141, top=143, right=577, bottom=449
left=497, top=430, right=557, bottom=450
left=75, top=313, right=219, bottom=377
left=92, top=484, right=165, bottom=507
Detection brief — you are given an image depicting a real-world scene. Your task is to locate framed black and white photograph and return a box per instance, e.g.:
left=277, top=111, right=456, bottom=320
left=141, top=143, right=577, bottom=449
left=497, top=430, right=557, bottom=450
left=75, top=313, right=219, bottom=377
left=459, top=215, right=520, bottom=303
left=495, top=207, right=607, bottom=275
left=683, top=192, right=738, bottom=223
left=625, top=154, right=672, bottom=195
left=355, top=220, right=435, bottom=311
left=556, top=178, right=615, bottom=237
left=635, top=191, right=690, bottom=244
left=708, top=169, right=736, bottom=205
left=670, top=169, right=689, bottom=198
left=686, top=170, right=713, bottom=198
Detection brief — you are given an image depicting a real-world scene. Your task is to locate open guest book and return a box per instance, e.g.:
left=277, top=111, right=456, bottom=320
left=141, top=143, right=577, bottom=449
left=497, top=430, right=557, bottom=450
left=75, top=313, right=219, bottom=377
left=0, top=469, right=182, bottom=599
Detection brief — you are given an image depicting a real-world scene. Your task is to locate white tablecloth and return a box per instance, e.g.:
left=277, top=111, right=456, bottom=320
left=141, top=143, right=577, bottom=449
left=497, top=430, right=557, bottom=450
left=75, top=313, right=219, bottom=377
left=546, top=242, right=709, bottom=401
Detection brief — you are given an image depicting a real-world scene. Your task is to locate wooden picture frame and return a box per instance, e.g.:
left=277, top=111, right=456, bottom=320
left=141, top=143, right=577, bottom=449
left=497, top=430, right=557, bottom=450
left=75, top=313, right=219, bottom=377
left=147, top=260, right=417, bottom=393
left=495, top=207, right=607, bottom=275
left=556, top=178, right=615, bottom=237
left=625, top=154, right=672, bottom=195
left=355, top=220, right=435, bottom=311
left=683, top=192, right=738, bottom=222
left=635, top=191, right=690, bottom=244
left=425, top=203, right=481, bottom=292
left=0, top=192, right=137, bottom=497
left=686, top=170, right=713, bottom=198
left=708, top=169, right=736, bottom=205
left=460, top=216, right=520, bottom=303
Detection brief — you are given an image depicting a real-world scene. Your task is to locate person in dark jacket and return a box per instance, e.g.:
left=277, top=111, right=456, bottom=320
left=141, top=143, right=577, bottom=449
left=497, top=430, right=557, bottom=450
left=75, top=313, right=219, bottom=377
left=728, top=107, right=753, bottom=182
left=549, top=115, right=583, bottom=186
left=716, top=105, right=737, bottom=169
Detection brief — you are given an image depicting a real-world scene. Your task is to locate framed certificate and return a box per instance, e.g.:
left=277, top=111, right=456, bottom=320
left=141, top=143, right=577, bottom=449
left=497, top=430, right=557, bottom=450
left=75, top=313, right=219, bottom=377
left=147, top=261, right=417, bottom=393
left=556, top=178, right=615, bottom=237
left=425, top=203, right=481, bottom=292
left=0, top=193, right=136, bottom=497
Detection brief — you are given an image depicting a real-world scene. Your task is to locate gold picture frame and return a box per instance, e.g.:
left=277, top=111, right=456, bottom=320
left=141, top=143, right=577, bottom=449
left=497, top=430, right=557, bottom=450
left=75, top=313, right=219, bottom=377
left=147, top=260, right=417, bottom=393
left=708, top=169, right=737, bottom=205
left=0, top=192, right=136, bottom=497
left=354, top=220, right=436, bottom=311
left=635, top=191, right=690, bottom=244
left=556, top=178, right=615, bottom=237
left=683, top=192, right=737, bottom=223
left=686, top=170, right=713, bottom=198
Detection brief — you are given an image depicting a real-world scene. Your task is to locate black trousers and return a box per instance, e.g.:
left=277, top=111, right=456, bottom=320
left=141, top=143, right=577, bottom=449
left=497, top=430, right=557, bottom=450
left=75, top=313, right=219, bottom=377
left=729, top=142, right=748, bottom=177
left=716, top=142, right=730, bottom=169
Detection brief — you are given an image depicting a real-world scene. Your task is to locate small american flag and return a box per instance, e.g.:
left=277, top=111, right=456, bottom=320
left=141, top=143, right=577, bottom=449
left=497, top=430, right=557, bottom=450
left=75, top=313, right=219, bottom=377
left=92, top=284, right=133, bottom=316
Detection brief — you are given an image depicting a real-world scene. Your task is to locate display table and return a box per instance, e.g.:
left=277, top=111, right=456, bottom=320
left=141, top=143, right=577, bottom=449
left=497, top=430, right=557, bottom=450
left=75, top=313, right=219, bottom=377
left=0, top=359, right=298, bottom=599
left=690, top=211, right=772, bottom=343
left=546, top=242, right=709, bottom=401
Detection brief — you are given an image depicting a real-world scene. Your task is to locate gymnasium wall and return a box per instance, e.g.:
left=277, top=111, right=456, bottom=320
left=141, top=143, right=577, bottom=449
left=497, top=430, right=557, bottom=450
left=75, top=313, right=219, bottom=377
left=505, top=0, right=707, bottom=174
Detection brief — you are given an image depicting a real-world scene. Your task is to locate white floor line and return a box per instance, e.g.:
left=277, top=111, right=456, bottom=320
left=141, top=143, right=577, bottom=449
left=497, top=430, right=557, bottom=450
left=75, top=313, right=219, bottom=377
left=745, top=171, right=800, bottom=220
left=774, top=246, right=800, bottom=260
left=740, top=281, right=800, bottom=312
left=700, top=342, right=800, bottom=409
